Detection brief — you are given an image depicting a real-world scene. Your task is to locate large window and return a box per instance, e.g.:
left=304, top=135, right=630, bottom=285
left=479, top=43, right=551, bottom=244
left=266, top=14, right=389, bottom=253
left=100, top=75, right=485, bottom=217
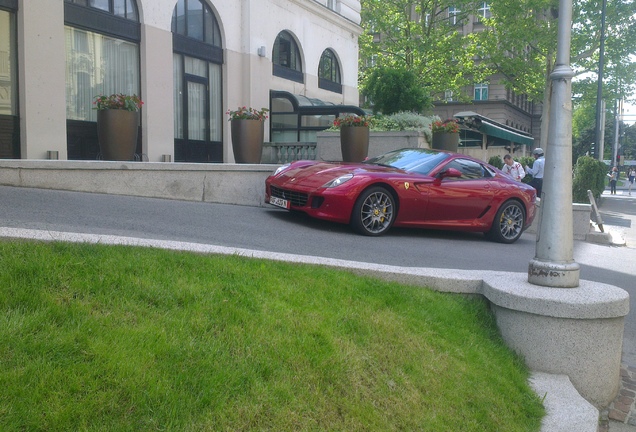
left=318, top=49, right=342, bottom=93
left=172, top=0, right=224, bottom=163
left=477, top=2, right=491, bottom=19
left=448, top=7, right=461, bottom=25
left=64, top=0, right=140, bottom=160
left=474, top=83, right=489, bottom=101
left=65, top=28, right=140, bottom=122
left=273, top=31, right=303, bottom=83
left=0, top=4, right=19, bottom=158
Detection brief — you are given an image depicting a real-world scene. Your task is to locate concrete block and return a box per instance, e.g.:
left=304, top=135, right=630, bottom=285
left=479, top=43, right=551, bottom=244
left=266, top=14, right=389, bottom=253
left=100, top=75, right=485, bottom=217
left=529, top=373, right=599, bottom=432
left=482, top=273, right=628, bottom=407
left=525, top=202, right=592, bottom=241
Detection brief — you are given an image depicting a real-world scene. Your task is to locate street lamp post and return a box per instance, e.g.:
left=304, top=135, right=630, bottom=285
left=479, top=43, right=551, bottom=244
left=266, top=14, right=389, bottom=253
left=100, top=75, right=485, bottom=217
left=528, top=0, right=580, bottom=287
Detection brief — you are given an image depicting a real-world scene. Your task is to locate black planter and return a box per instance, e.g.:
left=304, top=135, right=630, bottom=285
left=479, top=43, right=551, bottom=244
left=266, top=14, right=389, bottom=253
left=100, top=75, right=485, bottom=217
left=97, top=110, right=139, bottom=161
left=431, top=132, right=459, bottom=152
left=340, top=126, right=369, bottom=162
left=231, top=119, right=264, bottom=163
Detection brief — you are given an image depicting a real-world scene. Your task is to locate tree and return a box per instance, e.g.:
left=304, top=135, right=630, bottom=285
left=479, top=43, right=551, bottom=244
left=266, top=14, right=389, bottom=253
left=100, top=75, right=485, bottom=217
left=622, top=123, right=636, bottom=160
left=362, top=67, right=431, bottom=114
left=476, top=0, right=636, bottom=152
left=359, top=0, right=493, bottom=103
left=359, top=0, right=636, bottom=153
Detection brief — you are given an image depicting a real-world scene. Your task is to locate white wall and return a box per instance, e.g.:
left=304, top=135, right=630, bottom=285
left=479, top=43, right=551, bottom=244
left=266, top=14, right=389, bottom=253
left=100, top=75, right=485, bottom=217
left=15, top=0, right=362, bottom=162
left=17, top=0, right=67, bottom=159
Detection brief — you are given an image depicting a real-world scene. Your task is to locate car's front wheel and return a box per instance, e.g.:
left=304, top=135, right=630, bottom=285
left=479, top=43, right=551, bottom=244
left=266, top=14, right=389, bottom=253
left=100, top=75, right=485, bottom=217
left=351, top=187, right=396, bottom=236
left=486, top=200, right=525, bottom=243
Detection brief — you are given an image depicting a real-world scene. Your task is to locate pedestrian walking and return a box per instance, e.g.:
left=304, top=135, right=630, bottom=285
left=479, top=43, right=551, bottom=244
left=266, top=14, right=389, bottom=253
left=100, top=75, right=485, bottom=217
left=502, top=154, right=525, bottom=182
left=608, top=166, right=618, bottom=195
left=628, top=167, right=635, bottom=196
left=525, top=148, right=545, bottom=197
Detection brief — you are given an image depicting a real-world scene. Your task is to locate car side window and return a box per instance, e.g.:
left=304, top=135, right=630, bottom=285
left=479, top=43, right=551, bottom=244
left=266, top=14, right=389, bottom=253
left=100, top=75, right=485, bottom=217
left=445, top=159, right=491, bottom=180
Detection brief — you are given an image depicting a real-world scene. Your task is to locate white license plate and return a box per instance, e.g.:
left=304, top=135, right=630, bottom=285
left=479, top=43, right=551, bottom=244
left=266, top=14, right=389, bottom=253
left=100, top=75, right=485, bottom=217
left=270, top=196, right=290, bottom=209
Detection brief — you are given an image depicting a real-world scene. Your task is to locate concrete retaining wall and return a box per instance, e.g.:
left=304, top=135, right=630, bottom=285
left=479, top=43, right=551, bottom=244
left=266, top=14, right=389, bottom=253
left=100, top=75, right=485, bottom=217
left=316, top=131, right=429, bottom=161
left=0, top=160, right=278, bottom=207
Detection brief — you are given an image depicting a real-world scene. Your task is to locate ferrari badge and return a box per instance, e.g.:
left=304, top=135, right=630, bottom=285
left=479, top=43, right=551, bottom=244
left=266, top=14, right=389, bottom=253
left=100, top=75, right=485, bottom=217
left=404, top=182, right=410, bottom=190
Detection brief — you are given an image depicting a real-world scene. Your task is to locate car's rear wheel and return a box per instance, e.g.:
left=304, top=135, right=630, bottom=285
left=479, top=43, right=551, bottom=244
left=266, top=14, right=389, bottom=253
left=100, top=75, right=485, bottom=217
left=487, top=200, right=525, bottom=243
left=351, top=187, right=396, bottom=236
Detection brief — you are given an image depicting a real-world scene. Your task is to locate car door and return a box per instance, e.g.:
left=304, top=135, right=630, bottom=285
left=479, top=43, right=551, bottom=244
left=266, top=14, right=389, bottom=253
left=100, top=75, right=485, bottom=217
left=423, top=158, right=496, bottom=225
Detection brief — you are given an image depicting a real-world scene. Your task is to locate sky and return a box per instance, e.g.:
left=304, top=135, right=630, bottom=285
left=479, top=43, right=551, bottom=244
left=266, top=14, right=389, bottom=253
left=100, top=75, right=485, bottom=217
left=622, top=100, right=636, bottom=125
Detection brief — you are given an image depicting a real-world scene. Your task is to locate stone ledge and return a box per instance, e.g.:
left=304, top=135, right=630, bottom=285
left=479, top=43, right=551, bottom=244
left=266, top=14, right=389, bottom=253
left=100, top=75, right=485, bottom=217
left=530, top=373, right=598, bottom=432
left=481, top=273, right=629, bottom=319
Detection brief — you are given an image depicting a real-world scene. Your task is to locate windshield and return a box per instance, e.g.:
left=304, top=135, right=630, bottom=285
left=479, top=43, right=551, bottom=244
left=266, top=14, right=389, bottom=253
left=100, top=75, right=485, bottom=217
left=364, top=149, right=451, bottom=175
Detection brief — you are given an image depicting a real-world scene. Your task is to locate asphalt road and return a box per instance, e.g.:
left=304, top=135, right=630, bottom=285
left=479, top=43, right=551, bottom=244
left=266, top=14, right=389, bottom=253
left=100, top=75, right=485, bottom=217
left=1, top=185, right=634, bottom=365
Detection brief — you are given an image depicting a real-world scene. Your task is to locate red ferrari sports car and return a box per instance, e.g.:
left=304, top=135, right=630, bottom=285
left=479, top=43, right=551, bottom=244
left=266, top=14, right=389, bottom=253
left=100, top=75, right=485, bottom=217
left=265, top=148, right=537, bottom=243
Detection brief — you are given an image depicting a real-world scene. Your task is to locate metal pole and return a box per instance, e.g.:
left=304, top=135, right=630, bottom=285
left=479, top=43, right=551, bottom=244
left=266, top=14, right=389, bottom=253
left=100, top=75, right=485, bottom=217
left=599, top=100, right=606, bottom=159
left=594, top=0, right=607, bottom=160
left=528, top=0, right=580, bottom=287
left=613, top=99, right=620, bottom=167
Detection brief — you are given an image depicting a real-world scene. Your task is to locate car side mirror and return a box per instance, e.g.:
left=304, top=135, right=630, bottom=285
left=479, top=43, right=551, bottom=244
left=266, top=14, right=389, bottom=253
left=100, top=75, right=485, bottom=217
left=437, top=167, right=462, bottom=179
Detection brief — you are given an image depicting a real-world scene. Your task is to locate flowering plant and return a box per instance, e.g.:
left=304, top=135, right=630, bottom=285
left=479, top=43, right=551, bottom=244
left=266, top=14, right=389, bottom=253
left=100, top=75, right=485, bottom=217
left=333, top=114, right=372, bottom=128
left=93, top=93, right=143, bottom=111
left=226, top=106, right=269, bottom=121
left=431, top=119, right=460, bottom=134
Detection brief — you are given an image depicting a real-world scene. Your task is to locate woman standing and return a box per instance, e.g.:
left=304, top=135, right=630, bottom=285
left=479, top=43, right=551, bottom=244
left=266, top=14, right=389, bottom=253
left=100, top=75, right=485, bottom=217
left=608, top=167, right=618, bottom=195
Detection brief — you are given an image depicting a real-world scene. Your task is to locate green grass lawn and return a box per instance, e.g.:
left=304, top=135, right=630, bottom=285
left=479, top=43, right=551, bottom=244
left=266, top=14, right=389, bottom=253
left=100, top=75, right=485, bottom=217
left=0, top=240, right=544, bottom=431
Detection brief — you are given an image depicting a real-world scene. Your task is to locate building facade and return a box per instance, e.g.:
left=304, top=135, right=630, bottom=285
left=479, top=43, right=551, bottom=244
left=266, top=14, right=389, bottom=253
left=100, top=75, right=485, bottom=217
left=0, top=0, right=363, bottom=162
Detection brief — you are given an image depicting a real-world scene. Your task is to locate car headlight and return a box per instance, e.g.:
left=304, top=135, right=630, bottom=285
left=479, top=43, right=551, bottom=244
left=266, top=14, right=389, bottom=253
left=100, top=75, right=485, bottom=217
left=323, top=173, right=354, bottom=188
left=273, top=163, right=291, bottom=176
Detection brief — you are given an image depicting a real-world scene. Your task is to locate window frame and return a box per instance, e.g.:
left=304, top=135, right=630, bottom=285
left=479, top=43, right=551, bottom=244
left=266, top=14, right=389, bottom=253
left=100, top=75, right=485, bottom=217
left=64, top=1, right=140, bottom=42
left=474, top=83, right=489, bottom=101
left=448, top=6, right=461, bottom=25
left=477, top=2, right=491, bottom=19
left=273, top=31, right=304, bottom=83
left=318, top=49, right=342, bottom=93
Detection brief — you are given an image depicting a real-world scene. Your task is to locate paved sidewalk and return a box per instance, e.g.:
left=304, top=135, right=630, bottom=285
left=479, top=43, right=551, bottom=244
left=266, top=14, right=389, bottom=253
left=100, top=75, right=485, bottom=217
left=596, top=189, right=636, bottom=249
left=597, top=189, right=636, bottom=432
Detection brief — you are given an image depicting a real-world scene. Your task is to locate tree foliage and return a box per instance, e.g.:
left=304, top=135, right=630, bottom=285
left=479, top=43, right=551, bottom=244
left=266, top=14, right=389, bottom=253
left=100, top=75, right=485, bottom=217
left=359, top=0, right=493, bottom=102
left=623, top=123, right=636, bottom=160
left=362, top=67, right=432, bottom=114
left=359, top=0, right=636, bottom=151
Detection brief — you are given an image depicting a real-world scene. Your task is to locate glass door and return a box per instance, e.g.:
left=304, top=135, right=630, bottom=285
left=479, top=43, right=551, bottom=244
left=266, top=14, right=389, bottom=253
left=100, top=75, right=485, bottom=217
left=173, top=54, right=222, bottom=162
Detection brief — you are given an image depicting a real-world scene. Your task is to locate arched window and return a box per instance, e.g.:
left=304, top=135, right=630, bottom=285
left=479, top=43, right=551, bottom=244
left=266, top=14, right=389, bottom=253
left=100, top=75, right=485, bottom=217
left=318, top=49, right=342, bottom=93
left=0, top=0, right=18, bottom=158
left=273, top=31, right=303, bottom=83
left=172, top=0, right=224, bottom=163
left=64, top=0, right=141, bottom=160
left=172, top=0, right=221, bottom=46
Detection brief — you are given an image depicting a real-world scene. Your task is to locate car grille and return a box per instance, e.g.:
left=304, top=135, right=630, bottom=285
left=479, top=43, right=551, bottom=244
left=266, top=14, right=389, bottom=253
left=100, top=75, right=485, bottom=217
left=270, top=186, right=308, bottom=207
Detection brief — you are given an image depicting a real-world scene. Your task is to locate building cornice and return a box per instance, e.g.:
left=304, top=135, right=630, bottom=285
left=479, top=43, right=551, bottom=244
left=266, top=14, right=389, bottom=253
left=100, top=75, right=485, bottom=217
left=292, top=0, right=363, bottom=36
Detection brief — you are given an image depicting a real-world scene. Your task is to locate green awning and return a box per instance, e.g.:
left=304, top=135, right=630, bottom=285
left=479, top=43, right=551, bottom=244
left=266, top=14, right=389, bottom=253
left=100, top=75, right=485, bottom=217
left=454, top=111, right=534, bottom=147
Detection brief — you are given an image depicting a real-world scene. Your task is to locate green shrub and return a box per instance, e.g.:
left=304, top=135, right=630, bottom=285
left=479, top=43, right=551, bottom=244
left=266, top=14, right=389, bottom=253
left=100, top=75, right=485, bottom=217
left=518, top=156, right=535, bottom=170
left=517, top=156, right=535, bottom=184
left=572, top=156, right=608, bottom=203
left=372, top=112, right=433, bottom=141
left=488, top=155, right=503, bottom=169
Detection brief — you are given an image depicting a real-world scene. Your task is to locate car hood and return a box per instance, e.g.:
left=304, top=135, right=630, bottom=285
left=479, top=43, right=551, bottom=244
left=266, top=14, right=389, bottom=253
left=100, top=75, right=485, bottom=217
left=275, top=161, right=403, bottom=188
